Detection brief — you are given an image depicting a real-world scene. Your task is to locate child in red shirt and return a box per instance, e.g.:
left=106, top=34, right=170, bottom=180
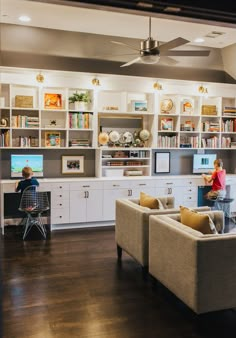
left=202, top=159, right=226, bottom=199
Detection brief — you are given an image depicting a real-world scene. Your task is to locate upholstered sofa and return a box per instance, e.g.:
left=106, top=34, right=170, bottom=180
left=115, top=197, right=210, bottom=270
left=149, top=211, right=236, bottom=314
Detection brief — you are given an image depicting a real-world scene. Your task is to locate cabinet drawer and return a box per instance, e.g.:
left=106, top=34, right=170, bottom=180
left=70, top=181, right=103, bottom=190
left=51, top=182, right=70, bottom=191
left=51, top=190, right=70, bottom=200
left=182, top=195, right=196, bottom=202
left=51, top=208, right=70, bottom=224
left=51, top=199, right=69, bottom=209
left=103, top=180, right=130, bottom=189
left=130, top=180, right=154, bottom=188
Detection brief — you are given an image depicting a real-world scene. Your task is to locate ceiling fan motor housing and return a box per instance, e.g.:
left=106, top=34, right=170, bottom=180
left=141, top=38, right=160, bottom=56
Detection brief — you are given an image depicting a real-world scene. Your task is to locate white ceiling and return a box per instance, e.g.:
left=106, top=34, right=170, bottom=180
left=1, top=0, right=236, bottom=49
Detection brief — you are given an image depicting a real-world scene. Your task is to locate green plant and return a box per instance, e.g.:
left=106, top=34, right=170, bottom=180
left=69, top=91, right=91, bottom=103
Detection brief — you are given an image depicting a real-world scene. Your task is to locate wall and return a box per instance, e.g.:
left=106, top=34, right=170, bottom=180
left=152, top=149, right=235, bottom=176
left=1, top=149, right=95, bottom=179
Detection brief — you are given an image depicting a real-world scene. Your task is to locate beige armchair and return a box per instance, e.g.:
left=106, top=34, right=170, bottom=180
left=149, top=211, right=236, bottom=314
left=115, top=197, right=210, bottom=272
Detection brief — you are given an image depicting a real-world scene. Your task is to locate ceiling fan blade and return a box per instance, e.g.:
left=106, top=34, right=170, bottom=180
left=159, top=37, right=189, bottom=53
left=120, top=57, right=141, bottom=67
left=111, top=40, right=140, bottom=52
left=162, top=50, right=211, bottom=57
left=160, top=56, right=178, bottom=66
left=94, top=53, right=139, bottom=58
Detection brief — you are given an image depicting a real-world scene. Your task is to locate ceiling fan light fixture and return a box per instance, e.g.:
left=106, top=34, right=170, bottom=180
left=141, top=55, right=160, bottom=64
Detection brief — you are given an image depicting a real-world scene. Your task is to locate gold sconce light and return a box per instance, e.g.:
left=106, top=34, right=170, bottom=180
left=153, top=81, right=163, bottom=91
left=92, top=78, right=100, bottom=86
left=198, top=85, right=208, bottom=94
left=36, top=72, right=44, bottom=83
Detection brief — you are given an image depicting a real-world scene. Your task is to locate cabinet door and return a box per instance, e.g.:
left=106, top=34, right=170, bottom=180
left=86, top=189, right=103, bottom=222
left=69, top=190, right=87, bottom=223
left=103, top=188, right=130, bottom=221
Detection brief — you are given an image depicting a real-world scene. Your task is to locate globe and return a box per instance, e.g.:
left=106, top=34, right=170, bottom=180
left=139, top=129, right=150, bottom=141
left=98, top=132, right=109, bottom=145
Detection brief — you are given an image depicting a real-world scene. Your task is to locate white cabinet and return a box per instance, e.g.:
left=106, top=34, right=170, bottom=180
left=103, top=179, right=156, bottom=220
left=50, top=182, right=70, bottom=224
left=103, top=180, right=132, bottom=221
left=155, top=178, right=199, bottom=208
left=69, top=181, right=103, bottom=223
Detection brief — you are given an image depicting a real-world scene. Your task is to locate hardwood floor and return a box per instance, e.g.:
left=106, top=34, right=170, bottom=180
left=1, top=225, right=236, bottom=338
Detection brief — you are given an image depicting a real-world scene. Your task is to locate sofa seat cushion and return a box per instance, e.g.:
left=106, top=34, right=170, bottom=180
left=180, top=206, right=217, bottom=235
left=140, top=192, right=164, bottom=209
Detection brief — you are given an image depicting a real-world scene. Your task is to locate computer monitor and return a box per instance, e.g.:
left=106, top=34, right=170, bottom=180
left=193, top=154, right=217, bottom=174
left=11, top=154, right=44, bottom=178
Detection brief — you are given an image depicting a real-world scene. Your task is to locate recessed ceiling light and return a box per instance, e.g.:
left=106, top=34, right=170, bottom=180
left=194, top=38, right=205, bottom=43
left=18, top=15, right=31, bottom=22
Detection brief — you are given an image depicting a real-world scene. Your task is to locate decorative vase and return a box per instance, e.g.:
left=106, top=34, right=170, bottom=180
left=74, top=101, right=87, bottom=111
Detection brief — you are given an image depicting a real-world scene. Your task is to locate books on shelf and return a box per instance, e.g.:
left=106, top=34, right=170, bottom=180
left=11, top=115, right=39, bottom=128
left=69, top=112, right=93, bottom=129
left=201, top=136, right=219, bottom=148
left=19, top=136, right=38, bottom=147
left=0, top=130, right=10, bottom=147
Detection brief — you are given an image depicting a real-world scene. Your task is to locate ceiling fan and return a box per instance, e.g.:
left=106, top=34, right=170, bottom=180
left=110, top=17, right=210, bottom=67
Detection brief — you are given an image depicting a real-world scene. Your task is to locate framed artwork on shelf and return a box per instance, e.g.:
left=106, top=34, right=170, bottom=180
left=44, top=93, right=62, bottom=109
left=45, top=131, right=61, bottom=147
left=62, top=155, right=84, bottom=174
left=155, top=152, right=170, bottom=173
left=131, top=100, right=147, bottom=112
left=161, top=117, right=173, bottom=131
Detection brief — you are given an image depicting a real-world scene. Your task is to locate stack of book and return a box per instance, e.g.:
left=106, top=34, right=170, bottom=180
left=69, top=139, right=90, bottom=147
left=223, top=106, right=236, bottom=116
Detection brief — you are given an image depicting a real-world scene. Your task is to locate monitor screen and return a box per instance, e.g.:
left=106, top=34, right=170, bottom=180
left=193, top=154, right=217, bottom=174
left=11, top=154, right=44, bottom=178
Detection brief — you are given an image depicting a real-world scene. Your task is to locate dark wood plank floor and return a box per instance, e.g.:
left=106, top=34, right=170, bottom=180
left=1, top=225, right=236, bottom=338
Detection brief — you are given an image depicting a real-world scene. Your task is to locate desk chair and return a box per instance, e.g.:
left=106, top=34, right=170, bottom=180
left=205, top=195, right=235, bottom=230
left=18, top=185, right=50, bottom=240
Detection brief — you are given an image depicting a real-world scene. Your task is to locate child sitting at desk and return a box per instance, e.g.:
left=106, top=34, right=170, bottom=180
left=202, top=158, right=226, bottom=199
left=15, top=166, right=39, bottom=193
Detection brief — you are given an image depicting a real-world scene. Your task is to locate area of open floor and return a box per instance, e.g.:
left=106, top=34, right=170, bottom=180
left=1, top=225, right=236, bottom=338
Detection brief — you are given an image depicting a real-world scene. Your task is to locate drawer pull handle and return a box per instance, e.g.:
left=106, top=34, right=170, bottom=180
left=60, top=204, right=62, bottom=206
left=139, top=184, right=146, bottom=186
left=113, top=185, right=120, bottom=187
left=59, top=186, right=62, bottom=189
left=59, top=195, right=62, bottom=197
left=59, top=216, right=62, bottom=218
left=166, top=182, right=173, bottom=185
left=83, top=185, right=90, bottom=188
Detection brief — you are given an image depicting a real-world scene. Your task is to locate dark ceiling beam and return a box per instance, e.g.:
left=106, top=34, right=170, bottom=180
left=29, top=0, right=236, bottom=26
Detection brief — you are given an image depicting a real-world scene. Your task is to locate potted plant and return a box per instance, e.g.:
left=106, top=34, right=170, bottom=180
left=69, top=91, right=91, bottom=110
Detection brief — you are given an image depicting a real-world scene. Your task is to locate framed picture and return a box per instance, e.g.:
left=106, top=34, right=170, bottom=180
left=131, top=100, right=147, bottom=112
left=45, top=131, right=61, bottom=147
left=62, top=156, right=84, bottom=174
left=44, top=93, right=62, bottom=109
left=155, top=152, right=170, bottom=173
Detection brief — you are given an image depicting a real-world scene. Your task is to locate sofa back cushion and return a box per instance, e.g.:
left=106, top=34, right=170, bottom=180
left=180, top=206, right=215, bottom=234
left=140, top=192, right=164, bottom=209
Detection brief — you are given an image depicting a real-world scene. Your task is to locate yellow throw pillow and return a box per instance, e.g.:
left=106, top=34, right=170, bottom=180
left=180, top=206, right=212, bottom=235
left=140, top=192, right=160, bottom=209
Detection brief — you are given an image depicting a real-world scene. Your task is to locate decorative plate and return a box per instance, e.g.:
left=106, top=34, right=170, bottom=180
left=161, top=99, right=173, bottom=112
